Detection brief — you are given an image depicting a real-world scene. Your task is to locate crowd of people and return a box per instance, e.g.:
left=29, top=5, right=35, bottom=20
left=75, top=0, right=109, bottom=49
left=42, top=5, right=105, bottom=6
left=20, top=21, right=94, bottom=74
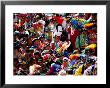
left=13, top=13, right=97, bottom=75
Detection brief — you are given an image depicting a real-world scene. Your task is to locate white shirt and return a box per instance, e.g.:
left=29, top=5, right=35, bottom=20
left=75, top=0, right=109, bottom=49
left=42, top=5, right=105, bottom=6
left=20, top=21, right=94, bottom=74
left=83, top=65, right=94, bottom=75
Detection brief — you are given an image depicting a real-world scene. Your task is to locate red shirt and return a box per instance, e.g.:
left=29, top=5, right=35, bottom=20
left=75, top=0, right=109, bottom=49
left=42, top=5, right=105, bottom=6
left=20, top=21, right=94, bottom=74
left=54, top=16, right=63, bottom=25
left=32, top=23, right=41, bottom=29
left=68, top=28, right=80, bottom=49
left=13, top=23, right=19, bottom=29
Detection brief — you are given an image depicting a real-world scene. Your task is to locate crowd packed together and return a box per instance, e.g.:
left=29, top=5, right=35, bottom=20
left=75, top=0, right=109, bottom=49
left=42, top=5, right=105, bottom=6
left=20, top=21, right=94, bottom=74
left=13, top=13, right=97, bottom=75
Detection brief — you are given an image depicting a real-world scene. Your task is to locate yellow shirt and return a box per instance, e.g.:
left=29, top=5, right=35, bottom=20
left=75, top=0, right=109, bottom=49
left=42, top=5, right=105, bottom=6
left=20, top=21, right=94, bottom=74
left=84, top=23, right=94, bottom=28
left=69, top=54, right=79, bottom=60
left=74, top=64, right=83, bottom=76
left=86, top=44, right=96, bottom=49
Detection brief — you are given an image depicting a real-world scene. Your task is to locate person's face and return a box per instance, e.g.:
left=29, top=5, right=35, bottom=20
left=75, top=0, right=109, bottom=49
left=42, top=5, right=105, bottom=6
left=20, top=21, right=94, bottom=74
left=63, top=60, right=68, bottom=67
left=35, top=55, right=39, bottom=58
left=78, top=21, right=80, bottom=25
left=38, top=61, right=43, bottom=66
left=55, top=36, right=60, bottom=43
left=46, top=46, right=51, bottom=50
left=40, top=38, right=45, bottom=42
left=85, top=13, right=91, bottom=20
left=33, top=60, right=37, bottom=64
left=34, top=40, right=40, bottom=45
left=14, top=49, right=19, bottom=55
left=85, top=63, right=90, bottom=68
